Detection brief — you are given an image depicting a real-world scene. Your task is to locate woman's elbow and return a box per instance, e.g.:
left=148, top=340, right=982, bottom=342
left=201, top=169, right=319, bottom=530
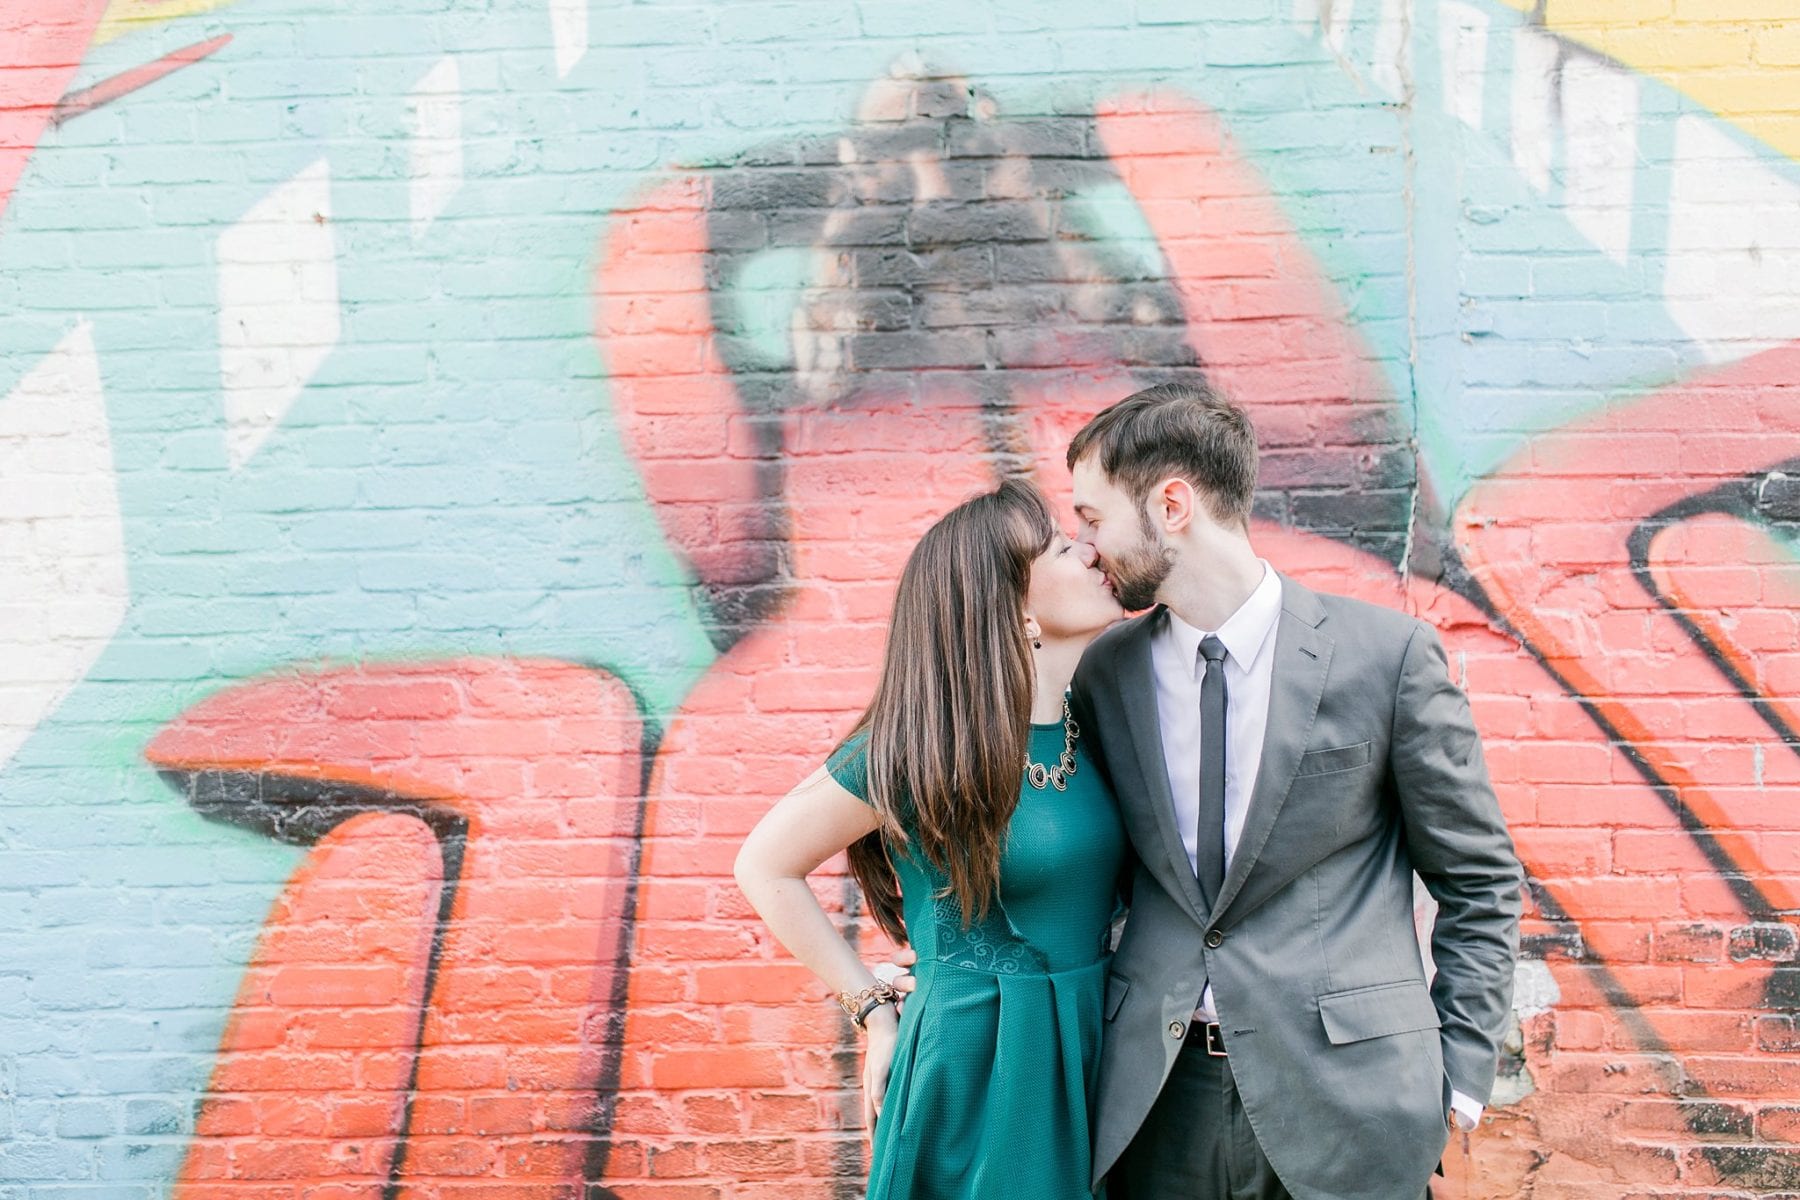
left=732, top=838, right=764, bottom=900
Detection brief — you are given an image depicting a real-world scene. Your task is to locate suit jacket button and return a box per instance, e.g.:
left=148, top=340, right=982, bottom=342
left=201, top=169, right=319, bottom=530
left=1168, top=1021, right=1184, bottom=1039
left=1206, top=928, right=1225, bottom=948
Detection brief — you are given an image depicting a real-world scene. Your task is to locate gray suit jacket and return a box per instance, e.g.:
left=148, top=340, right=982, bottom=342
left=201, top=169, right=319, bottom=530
left=1073, top=574, right=1522, bottom=1200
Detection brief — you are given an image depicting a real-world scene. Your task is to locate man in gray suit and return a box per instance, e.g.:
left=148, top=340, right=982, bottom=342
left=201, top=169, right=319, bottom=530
left=1065, top=383, right=1522, bottom=1200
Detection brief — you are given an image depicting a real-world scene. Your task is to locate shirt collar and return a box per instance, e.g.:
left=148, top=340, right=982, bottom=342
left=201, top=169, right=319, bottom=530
left=1165, top=561, right=1283, bottom=679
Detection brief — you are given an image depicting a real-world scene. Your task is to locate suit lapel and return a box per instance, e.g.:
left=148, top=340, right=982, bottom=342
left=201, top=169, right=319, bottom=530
left=1209, top=574, right=1332, bottom=924
left=1112, top=608, right=1210, bottom=926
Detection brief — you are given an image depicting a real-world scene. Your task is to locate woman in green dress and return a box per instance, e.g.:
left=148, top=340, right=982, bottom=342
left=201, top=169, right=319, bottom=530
left=735, top=479, right=1129, bottom=1199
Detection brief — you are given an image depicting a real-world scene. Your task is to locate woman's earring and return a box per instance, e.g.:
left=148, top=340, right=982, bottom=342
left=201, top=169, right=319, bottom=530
left=1032, top=638, right=1043, bottom=650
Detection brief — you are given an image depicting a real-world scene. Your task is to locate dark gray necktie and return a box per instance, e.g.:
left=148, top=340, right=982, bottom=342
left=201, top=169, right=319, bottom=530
left=1197, top=635, right=1228, bottom=909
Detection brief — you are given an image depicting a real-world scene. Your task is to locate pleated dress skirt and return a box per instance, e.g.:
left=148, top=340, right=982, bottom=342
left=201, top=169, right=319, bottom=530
left=867, top=955, right=1109, bottom=1200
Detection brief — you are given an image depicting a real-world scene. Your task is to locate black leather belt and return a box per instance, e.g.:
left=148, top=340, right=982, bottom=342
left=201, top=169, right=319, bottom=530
left=1185, top=1021, right=1227, bottom=1057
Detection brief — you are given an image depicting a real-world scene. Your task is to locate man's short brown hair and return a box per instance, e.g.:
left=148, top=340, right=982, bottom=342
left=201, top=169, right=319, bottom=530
left=1066, top=381, right=1258, bottom=528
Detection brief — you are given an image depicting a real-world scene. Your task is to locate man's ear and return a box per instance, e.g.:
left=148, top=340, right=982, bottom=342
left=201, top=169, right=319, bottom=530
left=1155, top=477, right=1196, bottom=535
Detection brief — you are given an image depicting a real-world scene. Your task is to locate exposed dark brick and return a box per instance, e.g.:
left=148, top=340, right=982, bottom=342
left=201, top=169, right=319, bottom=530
left=847, top=246, right=995, bottom=289
left=1251, top=491, right=1292, bottom=526
left=1757, top=470, right=1800, bottom=521
left=1363, top=440, right=1417, bottom=480
left=794, top=133, right=847, bottom=167
left=1698, top=1147, right=1800, bottom=1192
left=1346, top=530, right=1409, bottom=562
left=715, top=373, right=786, bottom=414
left=698, top=581, right=789, bottom=652
left=1731, top=923, right=1799, bottom=963
left=993, top=241, right=1163, bottom=284
left=906, top=200, right=1053, bottom=246
left=1001, top=159, right=1114, bottom=199
left=1682, top=1101, right=1756, bottom=1140
left=917, top=287, right=1062, bottom=329
left=1521, top=932, right=1587, bottom=960
left=947, top=117, right=1089, bottom=159
left=768, top=206, right=908, bottom=249
left=711, top=169, right=831, bottom=211
left=850, top=291, right=915, bottom=332
left=1260, top=449, right=1360, bottom=490
left=988, top=328, right=1067, bottom=369
left=838, top=122, right=945, bottom=167
left=1766, top=968, right=1800, bottom=1011
left=1117, top=329, right=1202, bottom=368
left=1324, top=402, right=1409, bottom=448
left=845, top=331, right=987, bottom=371
left=705, top=211, right=768, bottom=253
left=1289, top=490, right=1414, bottom=535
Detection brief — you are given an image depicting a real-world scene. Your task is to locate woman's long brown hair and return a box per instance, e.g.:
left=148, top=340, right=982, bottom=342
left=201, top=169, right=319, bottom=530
left=843, top=478, right=1056, bottom=944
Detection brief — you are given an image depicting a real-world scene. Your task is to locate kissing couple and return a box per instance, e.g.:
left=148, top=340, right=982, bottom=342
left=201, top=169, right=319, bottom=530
left=736, top=382, right=1523, bottom=1200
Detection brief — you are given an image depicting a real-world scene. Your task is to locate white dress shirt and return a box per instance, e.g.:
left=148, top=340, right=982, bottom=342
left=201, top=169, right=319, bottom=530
left=1151, top=561, right=1483, bottom=1130
left=1151, top=560, right=1282, bottom=1023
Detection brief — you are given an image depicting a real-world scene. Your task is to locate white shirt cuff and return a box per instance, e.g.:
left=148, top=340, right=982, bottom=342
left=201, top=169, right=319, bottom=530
left=1448, top=1089, right=1483, bottom=1131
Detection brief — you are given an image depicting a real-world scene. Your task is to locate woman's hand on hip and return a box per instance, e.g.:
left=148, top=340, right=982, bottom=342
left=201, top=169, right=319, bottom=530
left=861, top=1004, right=899, bottom=1139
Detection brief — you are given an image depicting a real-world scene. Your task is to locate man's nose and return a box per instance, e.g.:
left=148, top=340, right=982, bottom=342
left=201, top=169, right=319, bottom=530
left=1075, top=540, right=1098, bottom=566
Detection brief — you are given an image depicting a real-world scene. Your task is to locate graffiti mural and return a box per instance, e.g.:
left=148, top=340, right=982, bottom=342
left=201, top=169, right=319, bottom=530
left=1, top=2, right=1797, bottom=1198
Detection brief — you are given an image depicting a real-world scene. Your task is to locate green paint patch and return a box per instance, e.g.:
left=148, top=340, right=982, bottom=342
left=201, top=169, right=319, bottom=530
left=1060, top=180, right=1167, bottom=279
left=727, top=247, right=813, bottom=367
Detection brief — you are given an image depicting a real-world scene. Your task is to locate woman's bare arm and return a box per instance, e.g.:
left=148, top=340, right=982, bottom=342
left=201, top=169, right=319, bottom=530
left=736, top=763, right=901, bottom=1133
left=734, top=764, right=890, bottom=1002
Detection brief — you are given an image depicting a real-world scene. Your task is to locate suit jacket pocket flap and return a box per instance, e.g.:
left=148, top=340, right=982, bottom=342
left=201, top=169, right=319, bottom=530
left=1317, top=980, right=1440, bottom=1044
left=1104, top=975, right=1130, bottom=1021
left=1296, top=740, right=1372, bottom=777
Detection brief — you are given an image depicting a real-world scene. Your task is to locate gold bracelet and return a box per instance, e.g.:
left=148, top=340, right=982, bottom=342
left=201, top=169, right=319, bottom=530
left=835, top=980, right=898, bottom=1028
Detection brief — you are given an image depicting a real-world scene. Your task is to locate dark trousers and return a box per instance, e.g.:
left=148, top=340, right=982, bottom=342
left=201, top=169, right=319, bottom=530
left=1110, top=1028, right=1434, bottom=1200
left=1111, top=1029, right=1292, bottom=1200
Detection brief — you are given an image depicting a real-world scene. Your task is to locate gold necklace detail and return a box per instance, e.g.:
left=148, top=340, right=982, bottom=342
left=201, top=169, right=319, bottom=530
left=1026, top=695, right=1080, bottom=791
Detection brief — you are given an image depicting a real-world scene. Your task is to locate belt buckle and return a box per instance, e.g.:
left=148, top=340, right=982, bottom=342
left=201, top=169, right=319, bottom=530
left=1204, top=1022, right=1227, bottom=1058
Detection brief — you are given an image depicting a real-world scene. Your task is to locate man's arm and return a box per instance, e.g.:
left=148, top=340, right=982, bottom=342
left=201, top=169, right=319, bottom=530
left=1390, top=620, right=1524, bottom=1122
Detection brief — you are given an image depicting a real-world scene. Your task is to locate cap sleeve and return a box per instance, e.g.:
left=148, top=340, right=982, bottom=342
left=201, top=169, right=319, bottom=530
left=825, top=730, right=872, bottom=805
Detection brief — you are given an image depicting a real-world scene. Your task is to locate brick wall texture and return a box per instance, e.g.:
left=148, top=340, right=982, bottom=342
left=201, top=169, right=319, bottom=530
left=3, top=2, right=1799, bottom=1197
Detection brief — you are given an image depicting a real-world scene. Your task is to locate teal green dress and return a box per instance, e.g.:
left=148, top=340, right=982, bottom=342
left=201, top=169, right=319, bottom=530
left=829, top=720, right=1127, bottom=1200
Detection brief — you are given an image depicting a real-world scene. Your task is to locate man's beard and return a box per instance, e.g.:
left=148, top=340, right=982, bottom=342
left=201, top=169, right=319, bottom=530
left=1106, top=517, right=1173, bottom=612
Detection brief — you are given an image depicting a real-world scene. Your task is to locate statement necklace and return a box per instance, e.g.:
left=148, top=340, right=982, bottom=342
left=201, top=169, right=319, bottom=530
left=1026, top=695, right=1080, bottom=791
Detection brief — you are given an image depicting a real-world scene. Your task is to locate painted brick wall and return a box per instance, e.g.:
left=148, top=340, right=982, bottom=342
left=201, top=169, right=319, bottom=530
left=2, top=2, right=1798, bottom=1197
